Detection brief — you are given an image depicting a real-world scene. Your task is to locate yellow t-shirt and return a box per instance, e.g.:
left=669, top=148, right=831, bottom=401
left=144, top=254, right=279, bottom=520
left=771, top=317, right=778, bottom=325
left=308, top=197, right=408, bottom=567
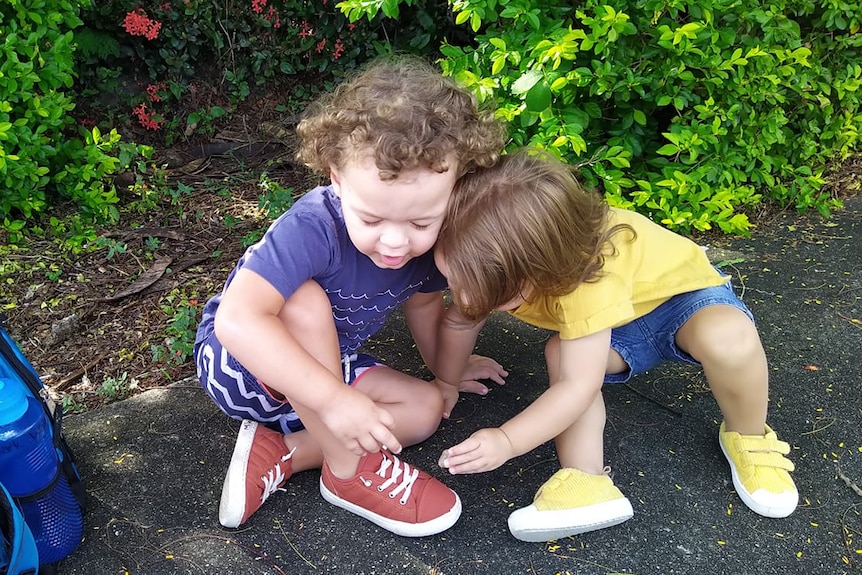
left=510, top=207, right=729, bottom=340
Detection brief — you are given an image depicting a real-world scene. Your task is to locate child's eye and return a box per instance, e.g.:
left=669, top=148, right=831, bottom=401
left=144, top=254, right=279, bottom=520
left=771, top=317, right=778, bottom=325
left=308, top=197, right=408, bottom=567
left=361, top=219, right=381, bottom=226
left=412, top=223, right=431, bottom=231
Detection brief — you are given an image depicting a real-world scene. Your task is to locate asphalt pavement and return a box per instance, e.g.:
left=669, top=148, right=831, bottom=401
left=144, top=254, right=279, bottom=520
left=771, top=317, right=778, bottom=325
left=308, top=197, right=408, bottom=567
left=59, top=197, right=862, bottom=575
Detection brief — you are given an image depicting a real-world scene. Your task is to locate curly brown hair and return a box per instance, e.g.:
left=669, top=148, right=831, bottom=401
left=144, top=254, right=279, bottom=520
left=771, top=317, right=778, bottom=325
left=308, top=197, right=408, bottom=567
left=437, top=148, right=635, bottom=320
left=295, top=55, right=507, bottom=180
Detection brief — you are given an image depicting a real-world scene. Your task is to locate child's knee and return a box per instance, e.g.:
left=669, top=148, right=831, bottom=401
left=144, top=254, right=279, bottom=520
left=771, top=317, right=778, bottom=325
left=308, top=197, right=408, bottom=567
left=412, top=384, right=445, bottom=436
left=693, top=313, right=763, bottom=367
left=279, top=280, right=331, bottom=333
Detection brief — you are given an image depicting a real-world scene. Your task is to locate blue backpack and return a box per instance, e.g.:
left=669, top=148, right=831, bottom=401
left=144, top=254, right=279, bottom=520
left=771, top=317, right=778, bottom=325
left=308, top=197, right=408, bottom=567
left=0, top=325, right=86, bottom=574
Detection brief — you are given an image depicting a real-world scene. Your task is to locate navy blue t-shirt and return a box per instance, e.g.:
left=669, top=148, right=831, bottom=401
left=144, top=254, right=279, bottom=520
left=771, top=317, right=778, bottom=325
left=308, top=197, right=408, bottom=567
left=196, top=186, right=447, bottom=354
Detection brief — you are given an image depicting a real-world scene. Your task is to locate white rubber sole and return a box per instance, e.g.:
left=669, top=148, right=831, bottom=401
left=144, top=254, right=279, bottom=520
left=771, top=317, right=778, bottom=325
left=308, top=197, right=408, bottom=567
left=320, top=478, right=462, bottom=537
left=508, top=497, right=634, bottom=542
left=219, top=420, right=258, bottom=528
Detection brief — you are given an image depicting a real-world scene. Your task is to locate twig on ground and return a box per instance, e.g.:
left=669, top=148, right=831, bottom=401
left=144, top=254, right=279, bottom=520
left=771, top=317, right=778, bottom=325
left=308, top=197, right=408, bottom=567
left=624, top=383, right=682, bottom=416
left=54, top=353, right=108, bottom=391
left=274, top=518, right=316, bottom=570
left=837, top=461, right=862, bottom=497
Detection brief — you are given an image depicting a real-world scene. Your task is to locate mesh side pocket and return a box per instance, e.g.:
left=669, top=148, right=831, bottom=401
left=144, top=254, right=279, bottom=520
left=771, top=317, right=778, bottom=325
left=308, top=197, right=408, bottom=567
left=18, top=474, right=83, bottom=566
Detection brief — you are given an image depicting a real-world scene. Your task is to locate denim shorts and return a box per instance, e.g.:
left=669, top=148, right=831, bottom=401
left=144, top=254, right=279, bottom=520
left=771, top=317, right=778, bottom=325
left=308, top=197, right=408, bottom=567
left=195, top=328, right=383, bottom=434
left=604, top=279, right=754, bottom=384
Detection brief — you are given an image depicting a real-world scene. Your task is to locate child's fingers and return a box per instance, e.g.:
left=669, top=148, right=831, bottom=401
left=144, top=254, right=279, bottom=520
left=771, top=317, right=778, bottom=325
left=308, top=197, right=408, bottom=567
left=463, top=355, right=508, bottom=386
left=361, top=430, right=400, bottom=454
left=441, top=428, right=511, bottom=473
left=445, top=452, right=492, bottom=474
left=350, top=408, right=400, bottom=454
left=372, top=423, right=402, bottom=455
left=458, top=379, right=489, bottom=396
left=439, top=438, right=482, bottom=470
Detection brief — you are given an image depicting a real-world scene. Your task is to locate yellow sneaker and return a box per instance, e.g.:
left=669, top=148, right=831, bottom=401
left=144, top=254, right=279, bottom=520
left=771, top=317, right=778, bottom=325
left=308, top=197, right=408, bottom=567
left=718, top=421, right=798, bottom=518
left=507, top=468, right=633, bottom=542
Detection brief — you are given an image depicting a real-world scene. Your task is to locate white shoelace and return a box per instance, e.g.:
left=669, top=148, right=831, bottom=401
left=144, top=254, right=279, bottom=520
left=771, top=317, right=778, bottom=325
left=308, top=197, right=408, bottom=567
left=260, top=446, right=296, bottom=503
left=374, top=453, right=419, bottom=505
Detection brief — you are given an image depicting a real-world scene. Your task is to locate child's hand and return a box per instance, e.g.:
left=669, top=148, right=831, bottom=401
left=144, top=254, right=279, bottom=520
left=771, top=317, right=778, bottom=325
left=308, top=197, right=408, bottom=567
left=459, top=354, right=508, bottom=396
left=320, top=386, right=401, bottom=456
left=435, top=378, right=460, bottom=419
left=437, top=427, right=514, bottom=474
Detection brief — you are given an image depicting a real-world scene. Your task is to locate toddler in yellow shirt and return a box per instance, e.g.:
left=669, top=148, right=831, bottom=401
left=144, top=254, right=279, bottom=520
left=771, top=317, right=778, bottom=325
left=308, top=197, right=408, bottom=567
left=432, top=147, right=798, bottom=542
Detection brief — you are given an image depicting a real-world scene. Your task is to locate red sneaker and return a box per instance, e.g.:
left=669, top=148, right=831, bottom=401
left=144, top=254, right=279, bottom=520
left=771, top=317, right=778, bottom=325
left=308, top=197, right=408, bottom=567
left=320, top=450, right=461, bottom=537
left=219, top=420, right=295, bottom=528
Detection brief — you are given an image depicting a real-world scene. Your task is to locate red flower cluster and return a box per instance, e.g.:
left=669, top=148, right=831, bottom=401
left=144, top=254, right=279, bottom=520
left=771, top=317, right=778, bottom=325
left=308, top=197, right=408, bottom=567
left=251, top=0, right=280, bottom=28
left=315, top=38, right=326, bottom=53
left=146, top=83, right=165, bottom=102
left=264, top=6, right=281, bottom=28
left=299, top=20, right=313, bottom=39
left=123, top=9, right=162, bottom=40
left=332, top=38, right=345, bottom=60
left=132, top=103, right=164, bottom=131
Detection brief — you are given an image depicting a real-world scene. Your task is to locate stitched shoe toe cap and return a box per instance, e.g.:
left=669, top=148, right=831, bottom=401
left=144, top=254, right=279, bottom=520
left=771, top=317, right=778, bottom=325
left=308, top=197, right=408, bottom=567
left=414, top=478, right=460, bottom=523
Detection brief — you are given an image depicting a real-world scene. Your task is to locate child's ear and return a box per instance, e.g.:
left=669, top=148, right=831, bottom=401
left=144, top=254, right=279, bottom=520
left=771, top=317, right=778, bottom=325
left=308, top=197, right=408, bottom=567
left=330, top=167, right=342, bottom=196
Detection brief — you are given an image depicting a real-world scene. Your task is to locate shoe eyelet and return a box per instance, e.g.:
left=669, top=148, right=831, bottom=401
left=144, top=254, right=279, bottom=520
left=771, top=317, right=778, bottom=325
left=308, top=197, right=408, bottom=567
left=377, top=486, right=384, bottom=492
left=389, top=493, right=396, bottom=499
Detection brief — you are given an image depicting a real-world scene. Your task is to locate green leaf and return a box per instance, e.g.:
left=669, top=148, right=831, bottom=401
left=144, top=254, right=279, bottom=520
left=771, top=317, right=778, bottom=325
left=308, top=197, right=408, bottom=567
left=525, top=81, right=552, bottom=112
left=381, top=0, right=400, bottom=19
left=470, top=12, right=481, bottom=33
left=489, top=38, right=507, bottom=50
left=491, top=56, right=505, bottom=75
left=550, top=77, right=568, bottom=91
left=511, top=70, right=543, bottom=96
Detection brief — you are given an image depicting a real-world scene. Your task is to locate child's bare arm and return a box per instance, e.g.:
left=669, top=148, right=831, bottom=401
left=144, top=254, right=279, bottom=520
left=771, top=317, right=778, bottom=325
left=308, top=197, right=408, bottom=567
left=403, top=293, right=506, bottom=413
left=434, top=304, right=487, bottom=417
left=440, top=328, right=610, bottom=473
left=401, top=290, right=446, bottom=369
left=215, top=269, right=401, bottom=454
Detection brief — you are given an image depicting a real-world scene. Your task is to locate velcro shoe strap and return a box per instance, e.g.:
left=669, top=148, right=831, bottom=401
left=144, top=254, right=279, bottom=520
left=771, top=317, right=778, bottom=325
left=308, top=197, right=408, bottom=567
left=737, top=436, right=790, bottom=456
left=738, top=449, right=796, bottom=472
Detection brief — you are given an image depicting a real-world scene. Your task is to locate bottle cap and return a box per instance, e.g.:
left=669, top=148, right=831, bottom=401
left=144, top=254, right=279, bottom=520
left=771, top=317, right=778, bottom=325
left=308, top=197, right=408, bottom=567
left=0, top=377, right=29, bottom=425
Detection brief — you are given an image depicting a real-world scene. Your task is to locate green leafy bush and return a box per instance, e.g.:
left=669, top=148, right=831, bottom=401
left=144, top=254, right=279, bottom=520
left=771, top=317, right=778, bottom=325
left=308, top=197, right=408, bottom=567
left=0, top=0, right=147, bottom=242
left=340, top=0, right=861, bottom=234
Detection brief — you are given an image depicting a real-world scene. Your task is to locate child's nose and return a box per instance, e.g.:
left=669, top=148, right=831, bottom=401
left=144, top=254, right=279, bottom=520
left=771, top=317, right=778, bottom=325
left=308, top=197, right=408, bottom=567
left=380, top=229, right=407, bottom=249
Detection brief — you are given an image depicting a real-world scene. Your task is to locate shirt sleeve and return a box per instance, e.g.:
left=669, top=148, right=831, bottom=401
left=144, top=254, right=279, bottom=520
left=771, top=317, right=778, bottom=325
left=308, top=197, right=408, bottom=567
left=241, top=208, right=339, bottom=302
left=555, top=271, right=636, bottom=339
